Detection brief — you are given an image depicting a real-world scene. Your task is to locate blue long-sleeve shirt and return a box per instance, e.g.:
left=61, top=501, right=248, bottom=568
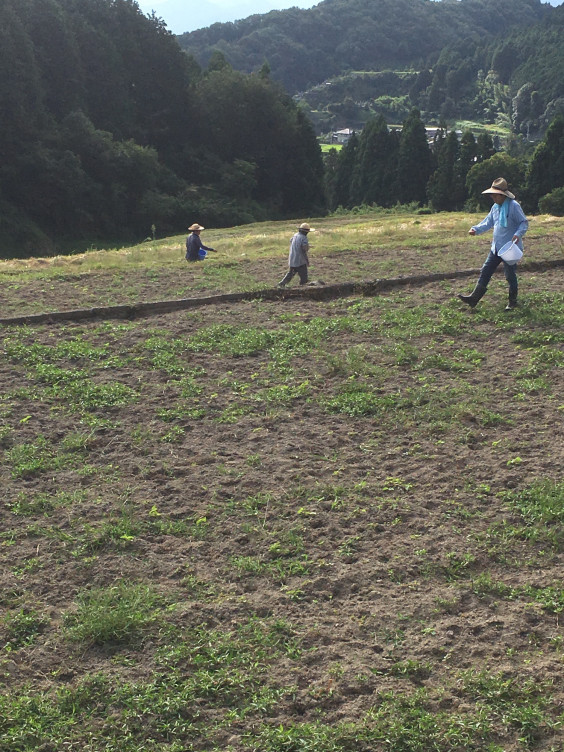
left=471, top=199, right=528, bottom=254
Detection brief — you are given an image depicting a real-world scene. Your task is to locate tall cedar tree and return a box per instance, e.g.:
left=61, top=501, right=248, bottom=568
left=456, top=130, right=478, bottom=194
left=332, top=132, right=359, bottom=210
left=397, top=108, right=432, bottom=205
left=427, top=130, right=464, bottom=211
left=350, top=115, right=399, bottom=208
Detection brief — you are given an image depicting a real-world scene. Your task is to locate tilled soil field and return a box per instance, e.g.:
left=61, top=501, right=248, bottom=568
left=0, top=264, right=563, bottom=751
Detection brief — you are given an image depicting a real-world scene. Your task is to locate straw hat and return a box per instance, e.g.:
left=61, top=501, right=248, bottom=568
left=298, top=222, right=315, bottom=232
left=482, top=178, right=515, bottom=199
left=188, top=223, right=204, bottom=231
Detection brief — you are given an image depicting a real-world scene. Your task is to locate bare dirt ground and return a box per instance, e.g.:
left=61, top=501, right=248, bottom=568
left=0, top=262, right=563, bottom=750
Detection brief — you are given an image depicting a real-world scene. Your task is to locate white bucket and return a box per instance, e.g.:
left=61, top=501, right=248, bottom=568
left=499, top=241, right=523, bottom=265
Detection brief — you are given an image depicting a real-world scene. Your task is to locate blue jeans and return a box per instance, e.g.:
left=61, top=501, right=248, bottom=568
left=478, top=251, right=518, bottom=297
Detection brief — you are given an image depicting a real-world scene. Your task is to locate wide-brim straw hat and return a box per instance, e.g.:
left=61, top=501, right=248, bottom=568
left=482, top=178, right=515, bottom=199
left=298, top=222, right=315, bottom=232
left=189, top=223, right=205, bottom=231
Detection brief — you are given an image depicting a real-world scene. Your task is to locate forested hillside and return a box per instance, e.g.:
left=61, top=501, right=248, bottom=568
left=412, top=4, right=564, bottom=136
left=0, top=0, right=325, bottom=258
left=178, top=0, right=563, bottom=136
left=2, top=0, right=562, bottom=258
left=177, top=0, right=550, bottom=93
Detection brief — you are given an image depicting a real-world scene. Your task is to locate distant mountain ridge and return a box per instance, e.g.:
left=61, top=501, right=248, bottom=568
left=137, top=0, right=314, bottom=35
left=177, top=0, right=551, bottom=93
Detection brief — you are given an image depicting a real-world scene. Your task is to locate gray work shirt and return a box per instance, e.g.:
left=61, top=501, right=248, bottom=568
left=288, top=231, right=310, bottom=267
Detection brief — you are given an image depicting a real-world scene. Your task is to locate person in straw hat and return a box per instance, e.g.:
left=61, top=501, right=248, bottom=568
left=185, top=223, right=216, bottom=262
left=278, top=222, right=314, bottom=287
left=459, top=177, right=528, bottom=310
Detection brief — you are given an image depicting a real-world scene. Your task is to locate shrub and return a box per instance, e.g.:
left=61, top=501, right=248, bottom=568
left=538, top=187, right=564, bottom=216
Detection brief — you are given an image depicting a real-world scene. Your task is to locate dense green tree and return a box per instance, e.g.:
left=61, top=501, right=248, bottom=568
left=446, top=60, right=475, bottom=104
left=24, top=0, right=83, bottom=118
left=0, top=0, right=327, bottom=256
left=207, top=50, right=232, bottom=73
left=331, top=132, right=359, bottom=210
left=285, top=108, right=326, bottom=215
left=466, top=152, right=525, bottom=209
left=454, top=129, right=477, bottom=204
left=538, top=186, right=564, bottom=216
left=491, top=41, right=519, bottom=82
left=524, top=116, right=564, bottom=211
left=350, top=115, right=399, bottom=207
left=195, top=66, right=324, bottom=216
left=397, top=109, right=432, bottom=205
left=512, top=82, right=543, bottom=137
left=0, top=2, right=43, bottom=162
left=409, top=69, right=432, bottom=107
left=323, top=147, right=341, bottom=211
left=427, top=130, right=464, bottom=211
left=427, top=65, right=447, bottom=112
left=458, top=130, right=477, bottom=175
left=476, top=132, right=496, bottom=162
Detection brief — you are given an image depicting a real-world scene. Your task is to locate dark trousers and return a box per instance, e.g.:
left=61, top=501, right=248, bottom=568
left=478, top=251, right=518, bottom=298
left=279, top=265, right=308, bottom=286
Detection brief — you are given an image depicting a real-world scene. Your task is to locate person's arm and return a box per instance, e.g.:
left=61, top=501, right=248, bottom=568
left=469, top=206, right=495, bottom=236
left=200, top=243, right=216, bottom=252
left=510, top=202, right=528, bottom=242
left=301, top=235, right=310, bottom=265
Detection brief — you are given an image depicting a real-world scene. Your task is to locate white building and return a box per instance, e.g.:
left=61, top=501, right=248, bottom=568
left=332, top=128, right=356, bottom=144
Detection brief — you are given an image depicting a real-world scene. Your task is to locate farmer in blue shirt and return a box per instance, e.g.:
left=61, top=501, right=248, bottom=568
left=185, top=223, right=216, bottom=262
left=459, top=178, right=528, bottom=310
left=278, top=223, right=314, bottom=287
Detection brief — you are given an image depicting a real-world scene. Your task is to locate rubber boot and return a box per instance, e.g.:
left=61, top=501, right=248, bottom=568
left=505, top=292, right=518, bottom=311
left=458, top=283, right=486, bottom=308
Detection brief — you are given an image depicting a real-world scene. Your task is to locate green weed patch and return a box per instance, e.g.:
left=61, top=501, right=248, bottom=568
left=64, top=581, right=162, bottom=645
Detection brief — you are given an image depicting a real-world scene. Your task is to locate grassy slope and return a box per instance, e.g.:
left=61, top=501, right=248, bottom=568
left=0, top=209, right=562, bottom=298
